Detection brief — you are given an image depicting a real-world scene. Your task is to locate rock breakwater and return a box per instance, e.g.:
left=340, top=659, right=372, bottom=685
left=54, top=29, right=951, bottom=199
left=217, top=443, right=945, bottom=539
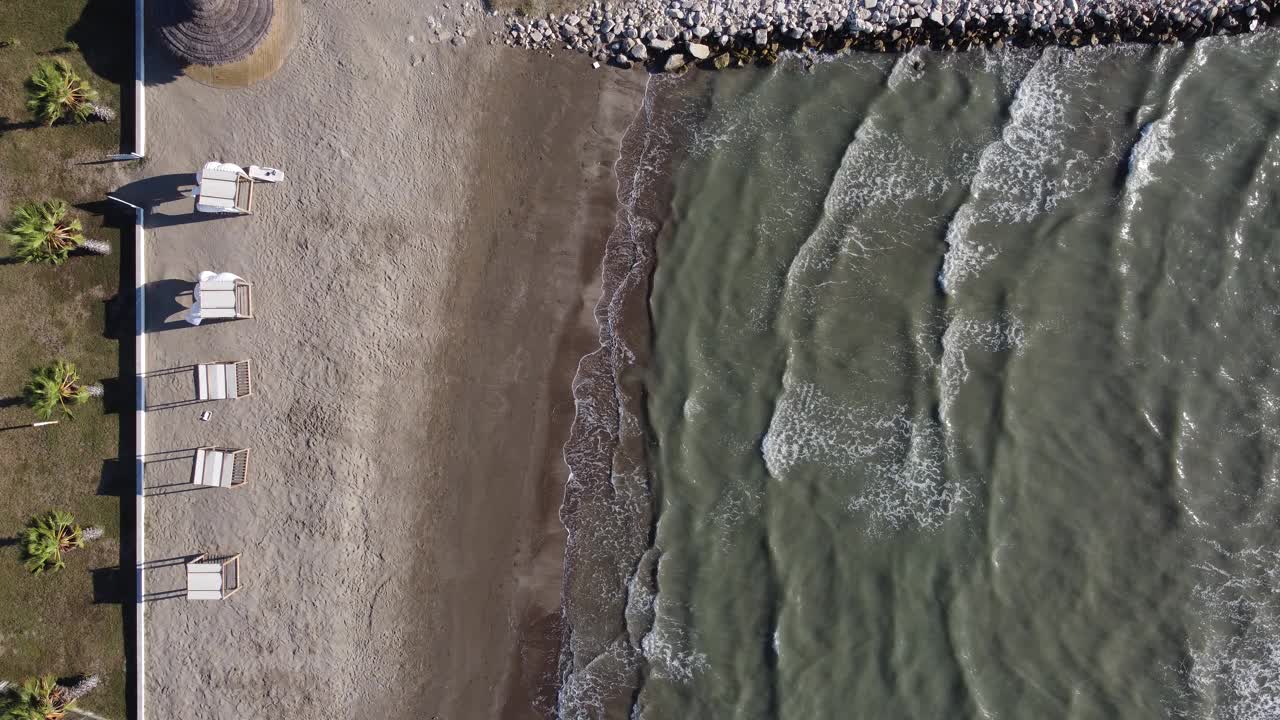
left=502, top=0, right=1277, bottom=70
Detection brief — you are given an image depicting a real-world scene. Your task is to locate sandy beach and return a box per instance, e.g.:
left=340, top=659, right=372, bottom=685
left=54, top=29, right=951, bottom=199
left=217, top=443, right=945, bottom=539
left=133, top=2, right=646, bottom=716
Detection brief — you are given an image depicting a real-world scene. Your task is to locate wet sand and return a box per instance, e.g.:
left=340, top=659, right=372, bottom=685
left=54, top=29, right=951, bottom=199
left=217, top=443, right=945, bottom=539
left=134, top=2, right=646, bottom=716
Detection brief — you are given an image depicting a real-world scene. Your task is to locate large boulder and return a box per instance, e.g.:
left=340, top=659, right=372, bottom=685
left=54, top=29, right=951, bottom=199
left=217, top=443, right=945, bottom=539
left=687, top=41, right=711, bottom=58
left=663, top=52, right=688, bottom=71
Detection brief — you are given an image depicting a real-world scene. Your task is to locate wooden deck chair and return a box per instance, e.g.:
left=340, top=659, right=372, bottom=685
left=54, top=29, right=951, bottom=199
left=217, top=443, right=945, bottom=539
left=186, top=554, right=242, bottom=600
left=192, top=447, right=250, bottom=488
left=196, top=360, right=252, bottom=401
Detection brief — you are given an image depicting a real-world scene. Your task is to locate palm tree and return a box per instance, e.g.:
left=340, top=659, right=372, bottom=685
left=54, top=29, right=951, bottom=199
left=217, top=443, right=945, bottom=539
left=0, top=674, right=96, bottom=720
left=22, top=360, right=100, bottom=420
left=4, top=201, right=109, bottom=265
left=24, top=59, right=99, bottom=126
left=20, top=511, right=88, bottom=575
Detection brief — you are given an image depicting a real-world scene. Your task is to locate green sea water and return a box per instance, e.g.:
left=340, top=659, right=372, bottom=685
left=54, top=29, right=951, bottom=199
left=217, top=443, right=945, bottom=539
left=559, top=33, right=1280, bottom=720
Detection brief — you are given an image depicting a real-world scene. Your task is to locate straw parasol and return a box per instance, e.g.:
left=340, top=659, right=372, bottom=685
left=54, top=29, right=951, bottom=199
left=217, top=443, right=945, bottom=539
left=154, top=0, right=276, bottom=66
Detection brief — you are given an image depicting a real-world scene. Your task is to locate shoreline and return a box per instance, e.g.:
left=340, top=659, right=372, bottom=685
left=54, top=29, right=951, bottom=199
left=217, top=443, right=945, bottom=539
left=557, top=73, right=703, bottom=717
left=405, top=58, right=650, bottom=718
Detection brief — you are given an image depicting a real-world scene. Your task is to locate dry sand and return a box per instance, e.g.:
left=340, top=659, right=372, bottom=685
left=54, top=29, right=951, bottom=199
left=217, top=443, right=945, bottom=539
left=133, top=2, right=647, bottom=717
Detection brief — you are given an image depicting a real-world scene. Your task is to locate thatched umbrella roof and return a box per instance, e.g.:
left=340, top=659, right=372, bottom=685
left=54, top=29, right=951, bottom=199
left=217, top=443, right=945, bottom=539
left=154, top=0, right=276, bottom=66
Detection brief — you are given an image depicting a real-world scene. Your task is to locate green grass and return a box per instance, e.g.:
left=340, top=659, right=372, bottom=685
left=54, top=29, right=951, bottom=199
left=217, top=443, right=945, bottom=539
left=0, top=0, right=129, bottom=717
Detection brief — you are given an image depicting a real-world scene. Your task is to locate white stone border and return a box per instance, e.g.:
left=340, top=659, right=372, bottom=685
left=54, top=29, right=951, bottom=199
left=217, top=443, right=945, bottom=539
left=124, top=6, right=146, bottom=720
left=134, top=0, right=145, bottom=157
left=107, top=196, right=144, bottom=720
left=131, top=196, right=145, bottom=720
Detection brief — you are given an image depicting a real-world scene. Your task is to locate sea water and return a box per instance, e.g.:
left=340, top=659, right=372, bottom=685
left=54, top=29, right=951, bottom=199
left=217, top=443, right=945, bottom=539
left=561, top=32, right=1280, bottom=719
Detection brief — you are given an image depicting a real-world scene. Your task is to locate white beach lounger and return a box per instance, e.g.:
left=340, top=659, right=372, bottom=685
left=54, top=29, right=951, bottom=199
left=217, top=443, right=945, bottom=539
left=186, top=554, right=242, bottom=600
left=196, top=360, right=252, bottom=401
left=194, top=162, right=254, bottom=214
left=185, top=272, right=253, bottom=325
left=192, top=447, right=250, bottom=488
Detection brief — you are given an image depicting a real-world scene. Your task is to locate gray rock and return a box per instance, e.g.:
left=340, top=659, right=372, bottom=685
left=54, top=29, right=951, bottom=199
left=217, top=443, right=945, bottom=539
left=629, top=42, right=649, bottom=59
left=688, top=41, right=711, bottom=57
left=754, top=27, right=769, bottom=44
left=650, top=37, right=676, bottom=50
left=663, top=52, right=688, bottom=70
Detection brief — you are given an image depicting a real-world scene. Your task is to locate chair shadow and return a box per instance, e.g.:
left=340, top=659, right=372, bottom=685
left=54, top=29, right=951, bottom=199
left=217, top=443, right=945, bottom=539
left=142, top=447, right=202, bottom=496
left=142, top=365, right=196, bottom=378
left=110, top=173, right=195, bottom=213
left=144, top=279, right=194, bottom=333
left=140, top=554, right=201, bottom=570
left=112, top=173, right=255, bottom=227
left=143, top=364, right=203, bottom=410
left=140, top=552, right=201, bottom=602
left=148, top=209, right=241, bottom=229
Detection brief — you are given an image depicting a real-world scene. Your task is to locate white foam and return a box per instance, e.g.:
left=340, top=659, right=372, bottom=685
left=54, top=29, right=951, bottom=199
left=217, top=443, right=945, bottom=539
left=938, top=313, right=1026, bottom=429
left=639, top=598, right=710, bottom=682
left=762, top=380, right=971, bottom=535
left=845, top=414, right=970, bottom=535
left=1126, top=118, right=1175, bottom=195
left=941, top=46, right=1136, bottom=294
left=1173, top=543, right=1280, bottom=720
left=556, top=638, right=641, bottom=720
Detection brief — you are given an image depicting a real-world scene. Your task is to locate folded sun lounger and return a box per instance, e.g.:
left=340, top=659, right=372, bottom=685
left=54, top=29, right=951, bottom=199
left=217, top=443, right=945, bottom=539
left=196, top=360, right=252, bottom=401
left=192, top=447, right=249, bottom=488
left=187, top=554, right=242, bottom=600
